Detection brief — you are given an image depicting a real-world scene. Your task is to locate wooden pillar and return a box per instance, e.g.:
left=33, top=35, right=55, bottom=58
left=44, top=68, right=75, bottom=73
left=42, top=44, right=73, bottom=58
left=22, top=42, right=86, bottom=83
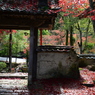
left=40, top=29, right=42, bottom=45
left=9, top=29, right=12, bottom=72
left=28, top=27, right=38, bottom=87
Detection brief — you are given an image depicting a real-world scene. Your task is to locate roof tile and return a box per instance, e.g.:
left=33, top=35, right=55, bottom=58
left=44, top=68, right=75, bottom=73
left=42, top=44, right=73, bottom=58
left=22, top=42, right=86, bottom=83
left=0, top=0, right=60, bottom=14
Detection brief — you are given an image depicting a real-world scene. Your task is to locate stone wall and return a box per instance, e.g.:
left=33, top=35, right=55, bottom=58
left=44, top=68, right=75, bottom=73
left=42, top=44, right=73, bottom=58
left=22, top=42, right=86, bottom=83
left=78, top=54, right=95, bottom=65
left=37, top=50, right=80, bottom=79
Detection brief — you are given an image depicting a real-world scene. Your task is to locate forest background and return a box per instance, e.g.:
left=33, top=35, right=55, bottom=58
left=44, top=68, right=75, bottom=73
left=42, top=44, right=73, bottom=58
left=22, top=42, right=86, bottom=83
left=0, top=0, right=95, bottom=58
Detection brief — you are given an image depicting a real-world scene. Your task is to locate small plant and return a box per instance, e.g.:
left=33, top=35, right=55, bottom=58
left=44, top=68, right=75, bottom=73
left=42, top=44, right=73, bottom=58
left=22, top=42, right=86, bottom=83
left=22, top=65, right=28, bottom=72
left=23, top=65, right=27, bottom=68
left=79, top=68, right=83, bottom=70
left=0, top=62, right=7, bottom=72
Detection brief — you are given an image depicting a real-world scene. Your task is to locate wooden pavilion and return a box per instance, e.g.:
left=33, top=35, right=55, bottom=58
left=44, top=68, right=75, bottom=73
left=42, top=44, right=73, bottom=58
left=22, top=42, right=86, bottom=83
left=0, top=0, right=60, bottom=87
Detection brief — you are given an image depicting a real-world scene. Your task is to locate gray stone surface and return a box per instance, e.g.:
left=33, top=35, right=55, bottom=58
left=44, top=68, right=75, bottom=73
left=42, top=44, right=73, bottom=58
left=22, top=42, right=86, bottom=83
left=37, top=50, right=80, bottom=79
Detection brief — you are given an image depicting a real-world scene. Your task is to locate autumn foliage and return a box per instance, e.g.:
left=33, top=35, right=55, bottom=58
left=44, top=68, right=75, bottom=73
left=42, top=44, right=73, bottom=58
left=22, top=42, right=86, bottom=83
left=0, top=29, right=17, bottom=34
left=59, top=0, right=89, bottom=16
left=0, top=0, right=95, bottom=51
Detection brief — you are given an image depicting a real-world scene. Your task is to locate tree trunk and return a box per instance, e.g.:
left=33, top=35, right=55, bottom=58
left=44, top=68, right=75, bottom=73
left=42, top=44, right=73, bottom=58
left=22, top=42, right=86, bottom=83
left=79, top=31, right=82, bottom=54
left=70, top=26, right=73, bottom=46
left=77, top=23, right=82, bottom=54
left=66, top=30, right=69, bottom=45
left=89, top=0, right=95, bottom=33
left=83, top=19, right=90, bottom=53
left=89, top=0, right=94, bottom=9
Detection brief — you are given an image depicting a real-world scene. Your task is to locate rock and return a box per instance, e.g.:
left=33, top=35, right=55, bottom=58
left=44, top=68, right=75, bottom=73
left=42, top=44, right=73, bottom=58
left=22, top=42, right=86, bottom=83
left=81, top=83, right=94, bottom=87
left=87, top=65, right=95, bottom=71
left=1, top=70, right=6, bottom=73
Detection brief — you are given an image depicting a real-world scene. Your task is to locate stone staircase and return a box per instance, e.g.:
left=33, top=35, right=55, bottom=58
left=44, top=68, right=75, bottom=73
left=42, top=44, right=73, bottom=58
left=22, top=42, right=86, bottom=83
left=0, top=73, right=28, bottom=79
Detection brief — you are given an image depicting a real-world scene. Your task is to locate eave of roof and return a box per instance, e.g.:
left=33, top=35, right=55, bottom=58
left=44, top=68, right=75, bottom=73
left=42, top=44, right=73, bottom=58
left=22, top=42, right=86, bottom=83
left=0, top=0, right=60, bottom=30
left=0, top=0, right=60, bottom=15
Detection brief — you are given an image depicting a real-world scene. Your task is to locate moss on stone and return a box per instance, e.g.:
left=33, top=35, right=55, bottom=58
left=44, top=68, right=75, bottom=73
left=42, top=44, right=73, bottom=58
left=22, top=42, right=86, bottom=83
left=44, top=62, right=65, bottom=78
left=67, top=63, right=80, bottom=79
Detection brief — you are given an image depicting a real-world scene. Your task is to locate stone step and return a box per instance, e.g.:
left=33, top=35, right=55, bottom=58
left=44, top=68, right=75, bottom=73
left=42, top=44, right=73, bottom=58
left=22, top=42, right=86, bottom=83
left=0, top=73, right=28, bottom=79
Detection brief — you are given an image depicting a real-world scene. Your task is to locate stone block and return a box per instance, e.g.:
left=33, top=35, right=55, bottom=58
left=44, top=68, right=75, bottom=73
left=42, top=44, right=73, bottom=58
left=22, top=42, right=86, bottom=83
left=37, top=50, right=80, bottom=79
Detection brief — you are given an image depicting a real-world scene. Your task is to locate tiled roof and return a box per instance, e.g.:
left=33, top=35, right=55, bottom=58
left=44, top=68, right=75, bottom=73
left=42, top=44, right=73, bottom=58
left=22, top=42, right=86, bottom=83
left=78, top=54, right=95, bottom=59
left=0, top=0, right=60, bottom=14
left=0, top=0, right=40, bottom=14
left=37, top=45, right=74, bottom=52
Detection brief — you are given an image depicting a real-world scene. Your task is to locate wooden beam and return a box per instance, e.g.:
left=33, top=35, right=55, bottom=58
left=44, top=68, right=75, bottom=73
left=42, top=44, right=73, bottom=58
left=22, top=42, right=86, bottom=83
left=0, top=14, right=56, bottom=30
left=28, top=27, right=38, bottom=87
left=0, top=17, right=44, bottom=27
left=0, top=24, right=53, bottom=30
left=0, top=26, right=30, bottom=30
left=0, top=18, right=53, bottom=28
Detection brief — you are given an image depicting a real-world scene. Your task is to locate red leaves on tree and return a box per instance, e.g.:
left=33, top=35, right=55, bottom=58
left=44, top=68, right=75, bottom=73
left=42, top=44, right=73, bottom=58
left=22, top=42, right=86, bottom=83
left=0, top=29, right=17, bottom=34
left=0, top=0, right=90, bottom=15
left=91, top=15, right=95, bottom=20
left=0, top=29, right=5, bottom=34
left=59, top=0, right=89, bottom=17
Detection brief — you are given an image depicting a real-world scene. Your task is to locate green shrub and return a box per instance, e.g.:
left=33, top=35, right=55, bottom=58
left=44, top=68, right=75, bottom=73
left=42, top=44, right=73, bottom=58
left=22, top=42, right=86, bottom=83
left=22, top=64, right=27, bottom=68
left=0, top=62, right=7, bottom=71
left=85, top=43, right=94, bottom=50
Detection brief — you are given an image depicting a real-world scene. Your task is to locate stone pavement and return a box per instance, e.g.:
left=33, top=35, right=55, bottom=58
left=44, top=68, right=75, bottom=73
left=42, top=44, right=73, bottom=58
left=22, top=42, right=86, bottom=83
left=0, top=69, right=95, bottom=95
left=0, top=73, right=29, bottom=95
left=0, top=73, right=28, bottom=79
left=0, top=79, right=29, bottom=95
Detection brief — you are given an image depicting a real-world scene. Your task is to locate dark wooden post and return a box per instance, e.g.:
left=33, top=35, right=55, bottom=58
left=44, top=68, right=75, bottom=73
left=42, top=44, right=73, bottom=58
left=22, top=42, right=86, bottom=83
left=40, top=29, right=42, bottom=45
left=9, top=29, right=12, bottom=72
left=28, top=27, right=38, bottom=87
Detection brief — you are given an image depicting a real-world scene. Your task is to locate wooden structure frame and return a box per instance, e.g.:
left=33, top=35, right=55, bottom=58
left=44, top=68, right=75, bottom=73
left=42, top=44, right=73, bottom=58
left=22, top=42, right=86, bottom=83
left=0, top=13, right=56, bottom=30
left=0, top=0, right=58, bottom=87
